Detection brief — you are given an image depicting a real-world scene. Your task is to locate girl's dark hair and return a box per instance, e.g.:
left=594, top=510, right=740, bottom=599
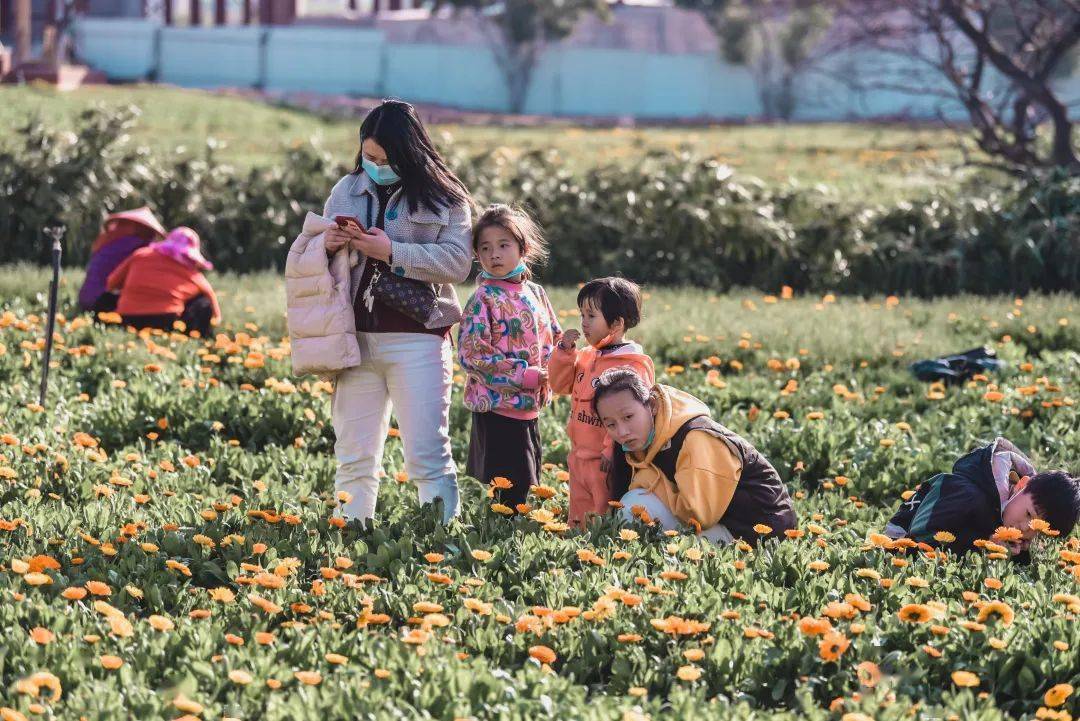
left=577, top=277, right=643, bottom=330
left=472, top=204, right=548, bottom=280
left=352, top=99, right=472, bottom=215
left=591, top=367, right=652, bottom=417
left=1028, top=470, right=1080, bottom=537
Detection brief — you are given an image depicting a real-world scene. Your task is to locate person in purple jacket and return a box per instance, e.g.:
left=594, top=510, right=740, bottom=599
left=79, top=207, right=167, bottom=314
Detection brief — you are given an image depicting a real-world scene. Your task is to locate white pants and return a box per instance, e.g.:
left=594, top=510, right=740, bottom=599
left=331, top=332, right=459, bottom=523
left=619, top=488, right=734, bottom=545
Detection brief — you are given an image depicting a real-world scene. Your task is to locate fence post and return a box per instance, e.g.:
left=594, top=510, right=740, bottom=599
left=149, top=20, right=161, bottom=80
left=256, top=26, right=268, bottom=90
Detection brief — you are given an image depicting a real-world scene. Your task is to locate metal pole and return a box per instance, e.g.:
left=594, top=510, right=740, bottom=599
left=39, top=226, right=64, bottom=409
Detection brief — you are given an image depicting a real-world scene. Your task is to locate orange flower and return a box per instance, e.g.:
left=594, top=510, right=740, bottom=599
left=984, top=578, right=1003, bottom=590
left=84, top=581, right=111, bottom=596
left=294, top=671, right=321, bottom=686
left=100, top=655, right=123, bottom=670
left=29, top=627, right=54, bottom=645
left=976, top=601, right=1014, bottom=625
left=228, top=670, right=253, bottom=685
left=951, top=670, right=979, bottom=688
left=1045, top=683, right=1074, bottom=708
left=1029, top=518, right=1054, bottom=534
left=676, top=665, right=702, bottom=682
left=797, top=617, right=833, bottom=636
left=897, top=604, right=934, bottom=623
left=992, top=526, right=1023, bottom=543
left=27, top=555, right=60, bottom=573
left=528, top=645, right=556, bottom=664
left=148, top=615, right=175, bottom=632
left=818, top=632, right=850, bottom=662
left=856, top=661, right=882, bottom=688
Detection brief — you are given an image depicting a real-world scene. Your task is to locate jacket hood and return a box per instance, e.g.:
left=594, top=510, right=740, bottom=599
left=950, top=438, right=1008, bottom=519
left=628, top=384, right=711, bottom=467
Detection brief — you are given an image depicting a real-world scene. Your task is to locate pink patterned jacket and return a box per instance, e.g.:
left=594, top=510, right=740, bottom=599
left=458, top=278, right=562, bottom=420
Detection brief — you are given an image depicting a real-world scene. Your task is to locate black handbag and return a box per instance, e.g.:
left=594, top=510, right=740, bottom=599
left=359, top=195, right=439, bottom=325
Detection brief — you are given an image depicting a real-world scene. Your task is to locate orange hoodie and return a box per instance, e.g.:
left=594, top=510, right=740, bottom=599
left=107, top=247, right=221, bottom=321
left=549, top=340, right=654, bottom=525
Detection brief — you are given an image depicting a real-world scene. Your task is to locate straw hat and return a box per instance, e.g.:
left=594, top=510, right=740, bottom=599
left=105, top=207, right=167, bottom=238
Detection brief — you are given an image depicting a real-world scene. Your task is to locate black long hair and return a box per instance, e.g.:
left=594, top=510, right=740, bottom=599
left=351, top=99, right=472, bottom=215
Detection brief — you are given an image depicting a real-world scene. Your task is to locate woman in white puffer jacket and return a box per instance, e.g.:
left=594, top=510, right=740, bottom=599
left=287, top=99, right=474, bottom=526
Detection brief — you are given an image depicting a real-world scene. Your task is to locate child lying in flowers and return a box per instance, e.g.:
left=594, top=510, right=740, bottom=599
left=593, top=367, right=797, bottom=544
left=884, top=437, right=1080, bottom=557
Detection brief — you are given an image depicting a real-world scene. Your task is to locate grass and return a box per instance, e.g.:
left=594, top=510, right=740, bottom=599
left=0, top=84, right=976, bottom=203
left=0, top=262, right=1075, bottom=368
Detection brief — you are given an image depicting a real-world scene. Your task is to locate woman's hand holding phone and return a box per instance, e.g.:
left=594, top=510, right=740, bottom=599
left=325, top=216, right=363, bottom=255
left=326, top=215, right=391, bottom=262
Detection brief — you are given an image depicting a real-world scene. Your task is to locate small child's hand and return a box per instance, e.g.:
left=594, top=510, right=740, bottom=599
left=537, top=367, right=549, bottom=386
left=560, top=329, right=580, bottom=350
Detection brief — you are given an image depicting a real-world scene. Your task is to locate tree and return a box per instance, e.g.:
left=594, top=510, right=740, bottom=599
left=437, top=0, right=608, bottom=114
left=833, top=0, right=1079, bottom=173
left=677, top=0, right=840, bottom=120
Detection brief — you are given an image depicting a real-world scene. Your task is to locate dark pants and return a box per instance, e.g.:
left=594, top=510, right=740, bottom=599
left=88, top=292, right=120, bottom=313
left=122, top=295, right=213, bottom=337
left=466, top=411, right=541, bottom=509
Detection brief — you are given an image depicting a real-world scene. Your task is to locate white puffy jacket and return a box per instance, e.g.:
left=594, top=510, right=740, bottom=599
left=285, top=212, right=362, bottom=377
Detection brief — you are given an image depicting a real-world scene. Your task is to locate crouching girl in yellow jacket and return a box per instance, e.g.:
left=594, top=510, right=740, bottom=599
left=594, top=368, right=797, bottom=544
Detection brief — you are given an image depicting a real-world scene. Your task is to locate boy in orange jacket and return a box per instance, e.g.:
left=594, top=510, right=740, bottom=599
left=549, top=278, right=655, bottom=526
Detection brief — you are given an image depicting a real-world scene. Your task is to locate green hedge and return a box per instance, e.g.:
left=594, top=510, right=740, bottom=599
left=2, top=105, right=1077, bottom=295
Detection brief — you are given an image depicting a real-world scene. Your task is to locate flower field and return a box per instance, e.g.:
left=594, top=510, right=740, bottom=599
left=0, top=279, right=1077, bottom=721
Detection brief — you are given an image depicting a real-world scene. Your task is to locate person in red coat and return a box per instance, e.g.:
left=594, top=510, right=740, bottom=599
left=106, top=227, right=221, bottom=337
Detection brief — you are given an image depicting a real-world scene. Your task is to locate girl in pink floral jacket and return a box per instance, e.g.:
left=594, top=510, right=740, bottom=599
left=458, top=205, right=562, bottom=508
